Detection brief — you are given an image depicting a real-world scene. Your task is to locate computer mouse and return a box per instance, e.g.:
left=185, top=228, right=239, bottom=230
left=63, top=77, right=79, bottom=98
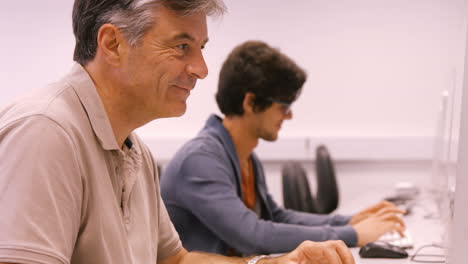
left=359, top=241, right=409, bottom=258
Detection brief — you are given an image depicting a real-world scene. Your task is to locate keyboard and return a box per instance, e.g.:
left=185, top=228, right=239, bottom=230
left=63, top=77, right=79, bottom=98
left=377, top=230, right=414, bottom=249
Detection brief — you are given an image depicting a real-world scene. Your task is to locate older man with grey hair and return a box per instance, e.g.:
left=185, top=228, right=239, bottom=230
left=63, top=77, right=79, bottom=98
left=0, top=1, right=354, bottom=264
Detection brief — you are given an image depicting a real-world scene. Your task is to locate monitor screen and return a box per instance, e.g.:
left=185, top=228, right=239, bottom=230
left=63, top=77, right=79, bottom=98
left=446, top=22, right=468, bottom=264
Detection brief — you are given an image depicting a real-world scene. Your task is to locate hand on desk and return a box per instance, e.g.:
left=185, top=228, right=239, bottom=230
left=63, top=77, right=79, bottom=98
left=350, top=201, right=406, bottom=246
left=349, top=201, right=403, bottom=225
left=274, top=240, right=355, bottom=264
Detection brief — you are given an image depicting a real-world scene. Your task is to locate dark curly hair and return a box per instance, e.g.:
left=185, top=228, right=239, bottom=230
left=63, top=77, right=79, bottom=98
left=216, top=40, right=307, bottom=116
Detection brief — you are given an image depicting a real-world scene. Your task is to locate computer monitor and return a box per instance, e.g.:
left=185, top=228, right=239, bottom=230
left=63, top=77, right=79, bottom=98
left=447, top=80, right=468, bottom=263
left=431, top=90, right=451, bottom=210
left=432, top=88, right=461, bottom=257
left=431, top=85, right=460, bottom=261
left=446, top=21, right=468, bottom=264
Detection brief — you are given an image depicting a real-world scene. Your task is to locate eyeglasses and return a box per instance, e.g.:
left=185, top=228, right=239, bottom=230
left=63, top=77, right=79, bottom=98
left=263, top=97, right=293, bottom=115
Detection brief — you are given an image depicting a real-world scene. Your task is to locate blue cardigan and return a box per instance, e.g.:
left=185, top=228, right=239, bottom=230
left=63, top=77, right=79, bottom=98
left=161, top=114, right=357, bottom=255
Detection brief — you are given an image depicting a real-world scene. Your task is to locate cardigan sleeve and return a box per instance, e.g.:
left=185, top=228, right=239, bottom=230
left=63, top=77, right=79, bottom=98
left=172, top=152, right=358, bottom=255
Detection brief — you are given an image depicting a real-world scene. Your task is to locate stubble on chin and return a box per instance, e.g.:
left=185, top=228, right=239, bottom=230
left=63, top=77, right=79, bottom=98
left=261, top=132, right=278, bottom=142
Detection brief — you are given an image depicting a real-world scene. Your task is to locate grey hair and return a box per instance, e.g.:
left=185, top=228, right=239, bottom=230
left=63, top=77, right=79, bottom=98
left=103, top=0, right=226, bottom=46
left=73, top=0, right=226, bottom=64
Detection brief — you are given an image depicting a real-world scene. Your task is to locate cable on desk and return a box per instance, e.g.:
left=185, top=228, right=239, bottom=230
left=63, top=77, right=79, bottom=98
left=410, top=244, right=445, bottom=263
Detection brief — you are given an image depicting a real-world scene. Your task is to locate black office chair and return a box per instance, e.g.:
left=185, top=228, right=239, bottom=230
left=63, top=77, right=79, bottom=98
left=282, top=145, right=339, bottom=214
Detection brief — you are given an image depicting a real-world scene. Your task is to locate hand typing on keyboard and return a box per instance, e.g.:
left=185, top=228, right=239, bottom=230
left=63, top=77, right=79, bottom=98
left=377, top=230, right=414, bottom=249
left=350, top=200, right=407, bottom=246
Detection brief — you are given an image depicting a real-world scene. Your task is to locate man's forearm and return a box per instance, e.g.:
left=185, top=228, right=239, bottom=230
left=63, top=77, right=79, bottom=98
left=162, top=240, right=354, bottom=264
left=181, top=251, right=278, bottom=264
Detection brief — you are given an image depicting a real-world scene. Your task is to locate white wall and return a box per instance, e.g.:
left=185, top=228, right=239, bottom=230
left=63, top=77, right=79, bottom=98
left=1, top=0, right=466, bottom=161
left=0, top=2, right=75, bottom=103
left=141, top=0, right=467, bottom=140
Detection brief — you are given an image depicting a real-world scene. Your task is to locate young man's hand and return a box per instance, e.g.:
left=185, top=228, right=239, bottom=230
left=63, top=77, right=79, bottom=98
left=349, top=200, right=404, bottom=225
left=351, top=202, right=406, bottom=246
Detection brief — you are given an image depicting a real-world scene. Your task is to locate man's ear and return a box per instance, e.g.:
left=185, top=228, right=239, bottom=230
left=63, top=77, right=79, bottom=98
left=243, top=92, right=256, bottom=114
left=96, top=24, right=127, bottom=66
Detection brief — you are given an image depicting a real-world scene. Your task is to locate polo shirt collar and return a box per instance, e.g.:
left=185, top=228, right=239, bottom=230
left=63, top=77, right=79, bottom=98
left=66, top=63, right=120, bottom=150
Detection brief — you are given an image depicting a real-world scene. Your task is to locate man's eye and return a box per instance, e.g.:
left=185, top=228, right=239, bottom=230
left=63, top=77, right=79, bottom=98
left=176, top=44, right=189, bottom=51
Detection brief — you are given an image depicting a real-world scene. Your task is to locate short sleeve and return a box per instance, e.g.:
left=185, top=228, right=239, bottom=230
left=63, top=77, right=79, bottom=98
left=145, top=152, right=182, bottom=262
left=156, top=191, right=183, bottom=261
left=0, top=115, right=83, bottom=264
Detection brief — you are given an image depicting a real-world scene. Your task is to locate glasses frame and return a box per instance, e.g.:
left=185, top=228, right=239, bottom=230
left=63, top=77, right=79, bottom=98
left=262, top=97, right=293, bottom=115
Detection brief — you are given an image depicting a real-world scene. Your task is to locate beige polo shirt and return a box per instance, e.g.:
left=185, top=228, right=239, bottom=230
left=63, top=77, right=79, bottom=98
left=0, top=64, right=182, bottom=264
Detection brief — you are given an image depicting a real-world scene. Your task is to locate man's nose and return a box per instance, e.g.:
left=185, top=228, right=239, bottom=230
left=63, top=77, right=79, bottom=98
left=187, top=49, right=208, bottom=79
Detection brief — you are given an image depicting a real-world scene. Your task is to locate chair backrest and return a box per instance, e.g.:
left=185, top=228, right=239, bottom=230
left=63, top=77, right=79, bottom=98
left=315, top=145, right=339, bottom=213
left=282, top=161, right=316, bottom=212
left=281, top=145, right=339, bottom=214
